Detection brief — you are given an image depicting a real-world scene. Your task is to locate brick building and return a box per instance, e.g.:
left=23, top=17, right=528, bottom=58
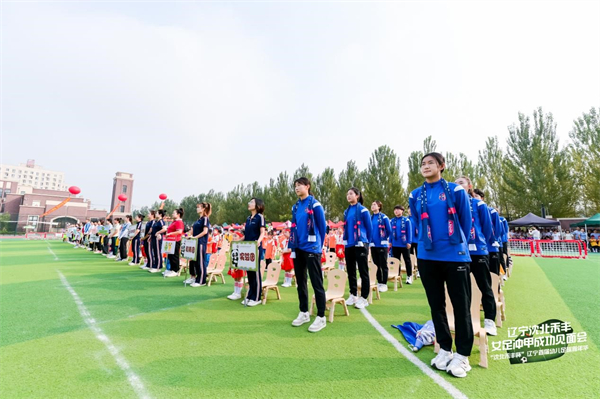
left=0, top=171, right=134, bottom=233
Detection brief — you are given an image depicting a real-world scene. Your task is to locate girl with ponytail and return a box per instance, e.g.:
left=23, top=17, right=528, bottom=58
left=342, top=187, right=372, bottom=310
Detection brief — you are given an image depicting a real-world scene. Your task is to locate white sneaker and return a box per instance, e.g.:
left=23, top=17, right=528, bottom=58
left=246, top=300, right=261, bottom=307
left=228, top=293, right=242, bottom=300
left=128, top=262, right=136, bottom=266
left=502, top=275, right=508, bottom=281
left=140, top=265, right=148, bottom=269
left=446, top=354, right=471, bottom=378
left=281, top=283, right=292, bottom=288
left=355, top=297, right=369, bottom=309
left=308, top=316, right=327, bottom=332
left=416, top=271, right=420, bottom=278
left=292, top=312, right=310, bottom=327
left=102, top=254, right=107, bottom=257
left=107, top=255, right=115, bottom=259
left=406, top=276, right=413, bottom=285
left=148, top=268, right=161, bottom=273
left=484, top=319, right=498, bottom=336
left=431, top=349, right=453, bottom=371
left=346, top=294, right=358, bottom=306
left=183, top=278, right=195, bottom=284
left=190, top=282, right=203, bottom=287
left=378, top=284, right=388, bottom=292
left=164, top=270, right=178, bottom=278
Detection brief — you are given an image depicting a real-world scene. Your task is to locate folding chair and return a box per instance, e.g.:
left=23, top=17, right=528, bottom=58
left=310, top=268, right=349, bottom=322
left=207, top=251, right=227, bottom=286
left=434, top=274, right=489, bottom=368
left=490, top=272, right=506, bottom=327
left=261, top=261, right=282, bottom=305
left=179, top=258, right=189, bottom=280
left=387, top=257, right=403, bottom=290
left=322, top=252, right=337, bottom=275
left=205, top=254, right=218, bottom=273
left=410, top=251, right=419, bottom=279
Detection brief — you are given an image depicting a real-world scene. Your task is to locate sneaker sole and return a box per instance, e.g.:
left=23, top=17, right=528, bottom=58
left=291, top=320, right=310, bottom=327
left=308, top=325, right=326, bottom=333
left=447, top=366, right=471, bottom=377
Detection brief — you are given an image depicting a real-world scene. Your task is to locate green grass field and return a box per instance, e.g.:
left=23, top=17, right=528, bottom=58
left=1, top=240, right=599, bottom=399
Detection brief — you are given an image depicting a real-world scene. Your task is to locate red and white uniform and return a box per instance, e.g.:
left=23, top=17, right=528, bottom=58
left=280, top=237, right=294, bottom=272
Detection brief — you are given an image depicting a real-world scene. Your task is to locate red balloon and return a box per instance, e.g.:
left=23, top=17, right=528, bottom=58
left=159, top=193, right=168, bottom=200
left=118, top=194, right=128, bottom=202
left=68, top=186, right=81, bottom=195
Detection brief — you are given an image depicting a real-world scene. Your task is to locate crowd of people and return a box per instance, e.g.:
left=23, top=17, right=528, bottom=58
left=63, top=151, right=598, bottom=379
left=509, top=227, right=598, bottom=252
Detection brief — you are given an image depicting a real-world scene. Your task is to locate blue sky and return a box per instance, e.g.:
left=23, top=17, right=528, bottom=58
left=2, top=1, right=599, bottom=210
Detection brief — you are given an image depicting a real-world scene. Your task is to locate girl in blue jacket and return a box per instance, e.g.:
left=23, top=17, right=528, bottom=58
left=409, top=152, right=473, bottom=378
left=370, top=201, right=392, bottom=292
left=455, top=177, right=498, bottom=337
left=390, top=205, right=413, bottom=284
left=473, top=189, right=501, bottom=275
left=289, top=177, right=328, bottom=333
left=343, top=187, right=372, bottom=310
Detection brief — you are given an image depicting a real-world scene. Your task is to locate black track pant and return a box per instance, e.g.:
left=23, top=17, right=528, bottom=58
left=419, top=259, right=474, bottom=357
left=489, top=252, right=500, bottom=275
left=470, top=254, right=496, bottom=321
left=346, top=246, right=370, bottom=299
left=498, top=242, right=507, bottom=273
left=167, top=241, right=181, bottom=272
left=392, top=246, right=412, bottom=277
left=294, top=249, right=326, bottom=317
left=370, top=246, right=388, bottom=284
left=119, top=237, right=129, bottom=260
left=132, top=238, right=141, bottom=263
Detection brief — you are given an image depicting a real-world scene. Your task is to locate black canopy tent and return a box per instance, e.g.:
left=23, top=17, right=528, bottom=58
left=508, top=213, right=560, bottom=227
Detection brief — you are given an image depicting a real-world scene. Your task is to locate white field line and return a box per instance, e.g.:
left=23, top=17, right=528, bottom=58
left=46, top=242, right=58, bottom=260
left=57, top=270, right=151, bottom=399
left=360, top=307, right=469, bottom=399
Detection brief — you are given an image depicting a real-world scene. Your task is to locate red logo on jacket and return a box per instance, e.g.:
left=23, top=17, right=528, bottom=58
left=448, top=220, right=455, bottom=236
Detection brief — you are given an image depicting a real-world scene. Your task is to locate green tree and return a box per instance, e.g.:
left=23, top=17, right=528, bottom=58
left=264, top=172, right=295, bottom=222
left=179, top=195, right=200, bottom=224
left=314, top=167, right=338, bottom=219
left=478, top=136, right=509, bottom=212
left=336, top=160, right=364, bottom=214
left=504, top=108, right=577, bottom=218
left=363, top=145, right=406, bottom=213
left=292, top=163, right=314, bottom=183
left=569, top=107, right=600, bottom=213
left=406, top=136, right=438, bottom=195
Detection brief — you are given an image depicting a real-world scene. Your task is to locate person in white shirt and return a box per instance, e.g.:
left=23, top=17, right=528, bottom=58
left=117, top=215, right=132, bottom=262
left=565, top=231, right=573, bottom=240
left=108, top=219, right=121, bottom=259
left=552, top=230, right=561, bottom=240
left=529, top=227, right=541, bottom=240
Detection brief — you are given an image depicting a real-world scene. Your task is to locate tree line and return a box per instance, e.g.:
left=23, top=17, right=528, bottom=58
left=133, top=107, right=599, bottom=225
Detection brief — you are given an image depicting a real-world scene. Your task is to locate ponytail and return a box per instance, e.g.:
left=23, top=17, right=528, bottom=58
left=202, top=202, right=212, bottom=217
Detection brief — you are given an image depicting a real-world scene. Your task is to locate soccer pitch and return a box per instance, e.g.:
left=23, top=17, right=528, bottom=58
left=1, top=240, right=598, bottom=399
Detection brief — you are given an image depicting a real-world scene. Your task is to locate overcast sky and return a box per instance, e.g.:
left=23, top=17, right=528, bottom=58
left=2, top=1, right=599, bottom=210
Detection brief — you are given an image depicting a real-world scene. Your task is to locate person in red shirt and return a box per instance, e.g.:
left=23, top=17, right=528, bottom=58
left=163, top=208, right=185, bottom=277
left=264, top=230, right=276, bottom=266
left=280, top=229, right=295, bottom=287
